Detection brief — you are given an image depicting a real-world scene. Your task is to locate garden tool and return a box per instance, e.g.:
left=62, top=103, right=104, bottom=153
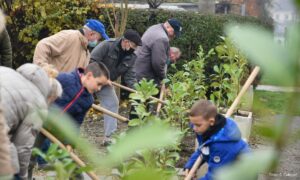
left=40, top=128, right=99, bottom=180
left=156, top=83, right=166, bottom=115
left=92, top=104, right=129, bottom=121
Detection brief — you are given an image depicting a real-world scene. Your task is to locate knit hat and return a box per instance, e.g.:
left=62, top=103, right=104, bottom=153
left=124, top=29, right=142, bottom=46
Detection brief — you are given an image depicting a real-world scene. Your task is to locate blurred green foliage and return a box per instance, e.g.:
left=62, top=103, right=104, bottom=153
left=32, top=144, right=91, bottom=180
left=214, top=1, right=300, bottom=179
left=39, top=106, right=182, bottom=179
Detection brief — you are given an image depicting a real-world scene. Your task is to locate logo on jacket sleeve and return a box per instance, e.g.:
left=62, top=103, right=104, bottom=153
left=201, top=146, right=209, bottom=155
left=213, top=156, right=221, bottom=163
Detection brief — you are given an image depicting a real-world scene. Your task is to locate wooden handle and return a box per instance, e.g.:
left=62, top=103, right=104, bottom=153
left=156, top=84, right=166, bottom=115
left=185, top=66, right=260, bottom=180
left=111, top=82, right=166, bottom=104
left=40, top=128, right=99, bottom=180
left=225, top=66, right=260, bottom=118
left=184, top=155, right=203, bottom=180
left=92, top=104, right=129, bottom=122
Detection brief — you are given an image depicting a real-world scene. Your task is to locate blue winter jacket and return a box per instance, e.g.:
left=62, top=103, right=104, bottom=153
left=184, top=118, right=250, bottom=180
left=54, top=68, right=93, bottom=126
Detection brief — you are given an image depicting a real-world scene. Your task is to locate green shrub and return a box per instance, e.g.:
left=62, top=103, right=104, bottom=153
left=127, top=9, right=272, bottom=61
left=1, top=1, right=271, bottom=68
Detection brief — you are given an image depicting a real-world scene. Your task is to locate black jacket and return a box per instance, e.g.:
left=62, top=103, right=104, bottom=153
left=90, top=38, right=136, bottom=88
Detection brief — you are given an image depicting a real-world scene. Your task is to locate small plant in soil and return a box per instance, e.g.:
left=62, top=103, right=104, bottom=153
left=32, top=144, right=91, bottom=180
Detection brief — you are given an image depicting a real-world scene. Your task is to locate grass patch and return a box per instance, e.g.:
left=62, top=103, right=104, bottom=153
left=253, top=90, right=300, bottom=116
left=260, top=74, right=294, bottom=87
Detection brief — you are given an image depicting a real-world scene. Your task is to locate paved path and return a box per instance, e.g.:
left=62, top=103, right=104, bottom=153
left=256, top=85, right=300, bottom=92
left=254, top=116, right=300, bottom=180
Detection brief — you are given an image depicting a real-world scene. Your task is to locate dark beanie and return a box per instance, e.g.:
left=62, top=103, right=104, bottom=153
left=124, top=29, right=142, bottom=46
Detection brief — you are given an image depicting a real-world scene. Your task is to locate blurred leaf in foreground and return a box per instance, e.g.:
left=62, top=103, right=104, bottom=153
left=215, top=149, right=277, bottom=180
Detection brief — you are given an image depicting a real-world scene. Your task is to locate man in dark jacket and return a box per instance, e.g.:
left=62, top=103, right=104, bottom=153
left=0, top=28, right=12, bottom=67
left=134, top=18, right=182, bottom=86
left=90, top=29, right=142, bottom=145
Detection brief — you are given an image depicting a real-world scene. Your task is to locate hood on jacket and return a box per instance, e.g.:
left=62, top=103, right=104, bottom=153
left=209, top=118, right=242, bottom=143
left=17, top=63, right=50, bottom=98
left=0, top=9, right=5, bottom=33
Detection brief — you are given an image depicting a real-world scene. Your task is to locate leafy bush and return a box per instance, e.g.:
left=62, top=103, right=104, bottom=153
left=126, top=9, right=271, bottom=61
left=2, top=0, right=98, bottom=67
left=114, top=79, right=182, bottom=179
left=209, top=37, right=249, bottom=107
left=163, top=37, right=250, bottom=126
left=163, top=46, right=210, bottom=130
left=1, top=1, right=271, bottom=68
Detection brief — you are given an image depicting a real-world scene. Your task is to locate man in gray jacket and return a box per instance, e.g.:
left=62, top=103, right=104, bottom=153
left=90, top=29, right=142, bottom=145
left=134, top=18, right=182, bottom=86
left=0, top=64, right=54, bottom=179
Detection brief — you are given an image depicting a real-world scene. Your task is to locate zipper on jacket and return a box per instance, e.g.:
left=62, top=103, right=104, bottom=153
left=63, top=87, right=84, bottom=112
left=62, top=70, right=85, bottom=112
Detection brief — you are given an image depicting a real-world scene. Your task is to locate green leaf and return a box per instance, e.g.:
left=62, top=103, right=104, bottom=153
left=213, top=65, right=220, bottom=73
left=128, top=119, right=141, bottom=127
left=123, top=167, right=169, bottom=180
left=101, top=121, right=181, bottom=167
left=215, top=150, right=277, bottom=180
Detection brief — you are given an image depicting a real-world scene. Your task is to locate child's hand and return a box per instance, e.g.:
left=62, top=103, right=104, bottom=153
left=107, top=80, right=112, bottom=86
left=66, top=145, right=72, bottom=152
left=184, top=169, right=196, bottom=178
left=184, top=169, right=189, bottom=177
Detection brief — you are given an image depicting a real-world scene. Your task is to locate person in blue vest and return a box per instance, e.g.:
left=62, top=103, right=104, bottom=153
left=184, top=99, right=250, bottom=180
left=29, top=62, right=109, bottom=173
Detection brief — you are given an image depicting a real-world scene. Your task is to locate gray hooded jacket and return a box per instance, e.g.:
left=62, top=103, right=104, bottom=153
left=0, top=64, right=49, bottom=179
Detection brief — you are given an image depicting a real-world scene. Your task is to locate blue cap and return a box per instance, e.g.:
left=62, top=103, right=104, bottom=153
left=85, top=19, right=109, bottom=40
left=167, top=18, right=182, bottom=38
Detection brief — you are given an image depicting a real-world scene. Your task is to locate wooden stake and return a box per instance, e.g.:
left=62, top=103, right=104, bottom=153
left=185, top=66, right=260, bottom=180
left=92, top=104, right=129, bottom=122
left=156, top=84, right=166, bottom=116
left=40, top=128, right=99, bottom=180
left=111, top=82, right=166, bottom=104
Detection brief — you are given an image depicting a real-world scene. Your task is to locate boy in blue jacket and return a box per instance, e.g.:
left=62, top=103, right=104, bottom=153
left=54, top=61, right=109, bottom=127
left=184, top=99, right=250, bottom=180
left=30, top=62, right=109, bottom=171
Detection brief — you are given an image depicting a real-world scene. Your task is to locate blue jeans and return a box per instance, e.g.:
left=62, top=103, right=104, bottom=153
left=36, top=138, right=51, bottom=165
left=96, top=85, right=119, bottom=137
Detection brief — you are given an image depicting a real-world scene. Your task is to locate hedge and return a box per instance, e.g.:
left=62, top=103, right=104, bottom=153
left=125, top=9, right=272, bottom=61
left=2, top=2, right=271, bottom=68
